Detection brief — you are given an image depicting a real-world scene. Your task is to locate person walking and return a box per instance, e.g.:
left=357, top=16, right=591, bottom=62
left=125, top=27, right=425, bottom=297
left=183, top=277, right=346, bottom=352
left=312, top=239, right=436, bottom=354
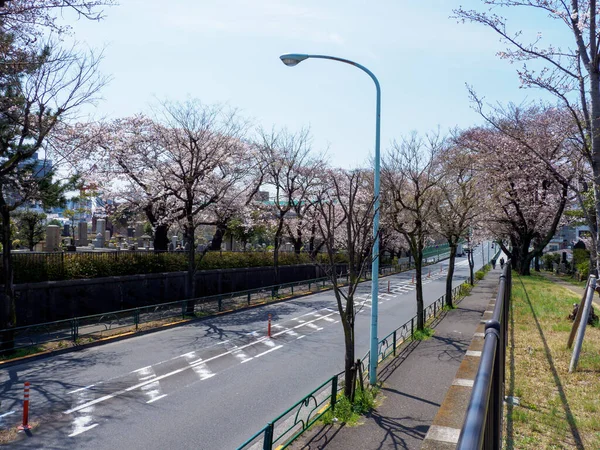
left=500, top=257, right=505, bottom=269
left=491, top=259, right=496, bottom=269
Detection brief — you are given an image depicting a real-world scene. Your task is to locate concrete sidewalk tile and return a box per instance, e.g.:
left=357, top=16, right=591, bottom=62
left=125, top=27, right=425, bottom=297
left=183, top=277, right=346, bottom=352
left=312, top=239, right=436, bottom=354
left=424, top=425, right=461, bottom=443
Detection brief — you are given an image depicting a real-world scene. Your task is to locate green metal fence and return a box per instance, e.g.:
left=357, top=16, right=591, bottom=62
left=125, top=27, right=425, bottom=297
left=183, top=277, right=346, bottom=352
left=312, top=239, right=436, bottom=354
left=237, top=278, right=473, bottom=450
left=0, top=264, right=412, bottom=353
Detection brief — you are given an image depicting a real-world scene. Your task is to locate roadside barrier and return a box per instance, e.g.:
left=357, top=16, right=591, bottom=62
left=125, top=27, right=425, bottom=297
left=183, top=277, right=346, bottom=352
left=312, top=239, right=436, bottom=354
left=18, top=382, right=31, bottom=431
left=0, top=263, right=426, bottom=355
left=238, top=275, right=477, bottom=450
left=457, top=261, right=511, bottom=449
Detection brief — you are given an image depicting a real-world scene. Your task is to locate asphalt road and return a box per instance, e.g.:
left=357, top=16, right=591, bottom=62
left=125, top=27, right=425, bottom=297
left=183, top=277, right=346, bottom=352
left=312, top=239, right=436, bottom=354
left=0, top=243, right=492, bottom=450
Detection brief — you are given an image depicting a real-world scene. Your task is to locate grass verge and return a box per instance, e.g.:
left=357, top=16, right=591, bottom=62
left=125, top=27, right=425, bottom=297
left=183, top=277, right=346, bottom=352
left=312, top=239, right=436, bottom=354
left=505, top=272, right=600, bottom=449
left=321, top=387, right=380, bottom=426
left=412, top=327, right=435, bottom=341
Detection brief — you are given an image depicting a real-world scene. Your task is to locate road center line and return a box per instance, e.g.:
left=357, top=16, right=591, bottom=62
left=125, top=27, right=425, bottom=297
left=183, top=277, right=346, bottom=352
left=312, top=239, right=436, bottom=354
left=254, top=345, right=283, bottom=358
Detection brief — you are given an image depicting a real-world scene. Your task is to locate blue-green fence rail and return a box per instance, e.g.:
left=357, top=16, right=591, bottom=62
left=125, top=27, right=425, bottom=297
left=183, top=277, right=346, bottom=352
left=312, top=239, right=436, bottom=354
left=237, top=279, right=473, bottom=450
left=0, top=263, right=422, bottom=353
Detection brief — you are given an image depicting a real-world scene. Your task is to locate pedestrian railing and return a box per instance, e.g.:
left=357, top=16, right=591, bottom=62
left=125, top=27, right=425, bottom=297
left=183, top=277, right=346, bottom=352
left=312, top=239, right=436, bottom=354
left=0, top=264, right=415, bottom=353
left=238, top=278, right=474, bottom=450
left=457, top=261, right=512, bottom=450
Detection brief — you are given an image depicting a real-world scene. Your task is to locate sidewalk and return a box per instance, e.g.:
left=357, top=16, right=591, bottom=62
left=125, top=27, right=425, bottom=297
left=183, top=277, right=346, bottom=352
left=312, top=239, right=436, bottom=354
left=292, top=268, right=502, bottom=450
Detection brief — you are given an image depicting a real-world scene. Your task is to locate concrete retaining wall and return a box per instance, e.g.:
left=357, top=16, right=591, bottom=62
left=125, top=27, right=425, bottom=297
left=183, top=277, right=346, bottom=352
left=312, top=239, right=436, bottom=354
left=9, top=264, right=342, bottom=326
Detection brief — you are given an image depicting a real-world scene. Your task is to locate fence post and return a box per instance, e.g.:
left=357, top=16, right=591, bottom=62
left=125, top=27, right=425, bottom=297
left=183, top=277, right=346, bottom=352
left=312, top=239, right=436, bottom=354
left=218, top=297, right=223, bottom=312
left=71, top=319, right=79, bottom=342
left=331, top=376, right=338, bottom=415
left=134, top=309, right=140, bottom=331
left=411, top=317, right=414, bottom=338
left=393, top=330, right=397, bottom=356
left=247, top=292, right=251, bottom=306
left=434, top=301, right=437, bottom=317
left=263, top=422, right=274, bottom=450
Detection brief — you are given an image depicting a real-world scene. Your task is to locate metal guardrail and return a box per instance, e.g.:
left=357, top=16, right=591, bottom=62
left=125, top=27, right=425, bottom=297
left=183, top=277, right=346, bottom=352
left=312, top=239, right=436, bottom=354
left=238, top=278, right=473, bottom=450
left=457, top=261, right=512, bottom=449
left=0, top=264, right=410, bottom=353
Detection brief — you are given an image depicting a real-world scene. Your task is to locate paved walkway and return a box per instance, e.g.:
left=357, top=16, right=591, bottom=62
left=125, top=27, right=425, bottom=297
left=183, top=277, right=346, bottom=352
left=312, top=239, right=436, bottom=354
left=292, top=267, right=502, bottom=450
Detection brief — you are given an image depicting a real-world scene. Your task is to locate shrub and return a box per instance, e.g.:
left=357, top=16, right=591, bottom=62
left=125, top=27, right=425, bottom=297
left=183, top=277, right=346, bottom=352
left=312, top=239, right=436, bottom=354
left=577, top=261, right=590, bottom=280
left=541, top=253, right=561, bottom=271
left=9, top=251, right=348, bottom=283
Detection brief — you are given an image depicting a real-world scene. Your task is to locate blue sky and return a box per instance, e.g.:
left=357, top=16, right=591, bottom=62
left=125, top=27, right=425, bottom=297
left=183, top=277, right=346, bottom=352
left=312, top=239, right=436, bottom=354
left=59, top=0, right=564, bottom=167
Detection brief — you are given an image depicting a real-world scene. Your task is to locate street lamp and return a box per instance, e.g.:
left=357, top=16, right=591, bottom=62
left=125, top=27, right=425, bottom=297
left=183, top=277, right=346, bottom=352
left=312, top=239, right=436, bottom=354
left=280, top=53, right=381, bottom=385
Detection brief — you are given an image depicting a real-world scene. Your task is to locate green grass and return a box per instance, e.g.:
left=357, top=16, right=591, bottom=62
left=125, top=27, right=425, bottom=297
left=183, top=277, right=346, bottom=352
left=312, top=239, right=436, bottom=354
left=505, top=272, right=600, bottom=449
left=321, top=386, right=379, bottom=426
left=0, top=345, right=43, bottom=362
left=412, top=327, right=435, bottom=341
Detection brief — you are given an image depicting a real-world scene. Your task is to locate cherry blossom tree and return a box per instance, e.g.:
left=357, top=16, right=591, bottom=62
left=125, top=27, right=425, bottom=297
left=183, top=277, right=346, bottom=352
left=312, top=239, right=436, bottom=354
left=453, top=0, right=600, bottom=274
left=255, top=127, right=325, bottom=283
left=456, top=105, right=577, bottom=274
left=312, top=168, right=376, bottom=399
left=433, top=145, right=480, bottom=306
left=150, top=100, right=251, bottom=302
left=0, top=0, right=110, bottom=352
left=382, top=132, right=443, bottom=331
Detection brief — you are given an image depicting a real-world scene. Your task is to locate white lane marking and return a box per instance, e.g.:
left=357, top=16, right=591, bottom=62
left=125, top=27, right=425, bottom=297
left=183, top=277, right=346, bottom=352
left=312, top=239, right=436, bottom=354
left=254, top=345, right=283, bottom=358
left=262, top=338, right=277, bottom=348
left=0, top=411, right=15, bottom=418
left=65, top=308, right=336, bottom=415
left=68, top=385, right=95, bottom=395
left=296, top=335, right=306, bottom=340
left=68, top=389, right=98, bottom=437
left=147, top=394, right=167, bottom=404
left=137, top=367, right=166, bottom=403
left=69, top=421, right=98, bottom=437
left=65, top=366, right=190, bottom=414
left=286, top=329, right=299, bottom=337
left=185, top=353, right=216, bottom=381
left=139, top=375, right=156, bottom=381
left=298, top=322, right=323, bottom=331
left=229, top=344, right=253, bottom=363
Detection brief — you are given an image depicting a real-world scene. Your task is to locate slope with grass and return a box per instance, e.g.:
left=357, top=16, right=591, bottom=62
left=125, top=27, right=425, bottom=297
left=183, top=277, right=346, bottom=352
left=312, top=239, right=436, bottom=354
left=506, top=273, right=600, bottom=449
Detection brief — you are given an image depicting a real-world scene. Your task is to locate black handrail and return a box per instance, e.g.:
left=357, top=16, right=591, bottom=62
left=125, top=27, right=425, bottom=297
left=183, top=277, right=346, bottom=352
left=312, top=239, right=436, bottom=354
left=457, top=261, right=511, bottom=449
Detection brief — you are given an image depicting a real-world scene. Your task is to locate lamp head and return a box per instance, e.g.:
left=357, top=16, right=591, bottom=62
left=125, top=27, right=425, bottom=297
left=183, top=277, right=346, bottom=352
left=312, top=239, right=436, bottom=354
left=280, top=53, right=309, bottom=67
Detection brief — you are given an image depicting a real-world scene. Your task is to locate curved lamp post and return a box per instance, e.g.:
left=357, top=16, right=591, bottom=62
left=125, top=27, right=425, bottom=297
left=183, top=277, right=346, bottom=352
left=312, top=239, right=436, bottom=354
left=279, top=53, right=381, bottom=385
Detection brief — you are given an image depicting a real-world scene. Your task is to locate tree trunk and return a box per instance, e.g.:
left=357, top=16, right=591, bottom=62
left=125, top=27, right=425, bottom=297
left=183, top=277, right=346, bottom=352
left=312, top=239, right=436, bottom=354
left=184, top=221, right=196, bottom=314
left=293, top=238, right=302, bottom=255
left=534, top=255, right=540, bottom=272
left=342, top=308, right=355, bottom=399
left=445, top=242, right=457, bottom=308
left=515, top=238, right=532, bottom=276
left=0, top=204, right=16, bottom=354
left=209, top=222, right=227, bottom=251
left=415, top=243, right=424, bottom=331
left=273, top=214, right=285, bottom=286
left=468, top=249, right=474, bottom=286
left=154, top=224, right=169, bottom=252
